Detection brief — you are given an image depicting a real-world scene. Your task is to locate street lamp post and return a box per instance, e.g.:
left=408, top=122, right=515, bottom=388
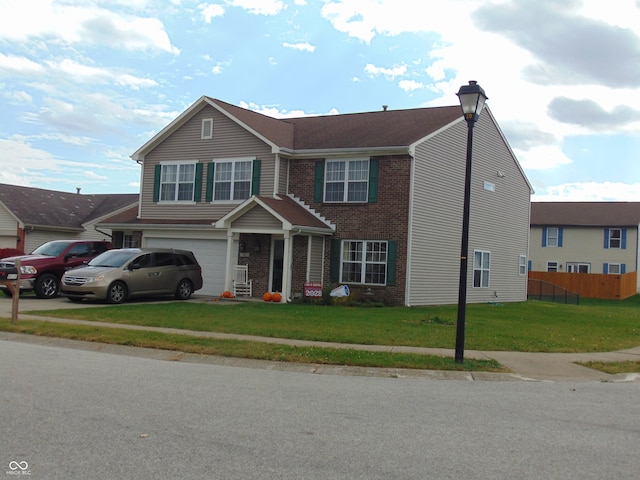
left=455, top=80, right=488, bottom=364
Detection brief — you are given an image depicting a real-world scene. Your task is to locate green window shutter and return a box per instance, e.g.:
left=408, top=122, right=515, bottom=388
left=368, top=157, right=379, bottom=203
left=386, top=240, right=397, bottom=286
left=330, top=239, right=341, bottom=283
left=251, top=159, right=261, bottom=196
left=153, top=164, right=162, bottom=202
left=314, top=161, right=325, bottom=203
left=205, top=163, right=214, bottom=202
left=194, top=162, right=203, bottom=202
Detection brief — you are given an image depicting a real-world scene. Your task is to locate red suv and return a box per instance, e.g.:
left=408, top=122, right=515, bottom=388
left=0, top=240, right=112, bottom=299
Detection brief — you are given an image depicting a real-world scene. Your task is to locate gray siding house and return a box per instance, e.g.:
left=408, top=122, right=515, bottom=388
left=0, top=183, right=138, bottom=253
left=102, top=97, right=532, bottom=305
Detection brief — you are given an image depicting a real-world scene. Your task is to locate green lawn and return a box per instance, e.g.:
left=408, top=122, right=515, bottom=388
left=14, top=295, right=640, bottom=353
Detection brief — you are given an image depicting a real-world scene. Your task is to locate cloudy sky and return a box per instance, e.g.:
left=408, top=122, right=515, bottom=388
left=1, top=0, right=639, bottom=201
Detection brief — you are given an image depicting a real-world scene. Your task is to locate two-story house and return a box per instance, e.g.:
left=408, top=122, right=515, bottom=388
left=101, top=96, right=531, bottom=305
left=530, top=202, right=640, bottom=292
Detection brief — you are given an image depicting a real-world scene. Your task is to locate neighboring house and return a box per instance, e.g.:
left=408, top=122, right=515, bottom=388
left=100, top=96, right=531, bottom=305
left=0, top=183, right=139, bottom=253
left=529, top=202, right=640, bottom=291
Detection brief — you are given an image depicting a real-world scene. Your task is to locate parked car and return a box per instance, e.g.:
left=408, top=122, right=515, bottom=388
left=61, top=248, right=203, bottom=304
left=0, top=240, right=112, bottom=298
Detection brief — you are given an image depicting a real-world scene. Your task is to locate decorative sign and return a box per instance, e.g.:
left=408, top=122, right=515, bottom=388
left=330, top=284, right=350, bottom=298
left=303, top=282, right=323, bottom=297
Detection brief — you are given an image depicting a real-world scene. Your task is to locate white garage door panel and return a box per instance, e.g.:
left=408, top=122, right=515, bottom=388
left=144, top=238, right=226, bottom=297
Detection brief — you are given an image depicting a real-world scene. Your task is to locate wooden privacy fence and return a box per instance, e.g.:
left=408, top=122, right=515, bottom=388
left=528, top=271, right=638, bottom=300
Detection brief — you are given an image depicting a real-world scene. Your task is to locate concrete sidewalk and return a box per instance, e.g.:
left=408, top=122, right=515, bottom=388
left=2, top=296, right=639, bottom=383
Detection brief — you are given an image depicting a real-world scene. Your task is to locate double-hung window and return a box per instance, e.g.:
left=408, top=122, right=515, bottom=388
left=213, top=159, right=252, bottom=201
left=519, top=255, right=527, bottom=275
left=545, top=227, right=559, bottom=247
left=341, top=240, right=388, bottom=285
left=325, top=159, right=369, bottom=202
left=607, top=228, right=621, bottom=248
left=473, top=250, right=490, bottom=288
left=160, top=162, right=196, bottom=202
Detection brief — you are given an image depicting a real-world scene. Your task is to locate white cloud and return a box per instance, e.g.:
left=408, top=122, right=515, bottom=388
left=238, top=101, right=339, bottom=118
left=0, top=1, right=179, bottom=54
left=533, top=181, right=640, bottom=202
left=227, top=0, right=285, bottom=16
left=515, top=145, right=572, bottom=171
left=364, top=63, right=407, bottom=79
left=282, top=42, right=316, bottom=52
left=399, top=80, right=424, bottom=92
left=0, top=53, right=44, bottom=74
left=199, top=3, right=225, bottom=23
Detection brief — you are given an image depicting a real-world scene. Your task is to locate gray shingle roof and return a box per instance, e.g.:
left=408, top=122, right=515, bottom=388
left=531, top=202, right=640, bottom=226
left=0, top=183, right=138, bottom=229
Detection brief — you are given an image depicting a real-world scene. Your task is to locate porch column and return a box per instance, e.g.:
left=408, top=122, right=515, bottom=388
left=224, top=230, right=237, bottom=292
left=281, top=230, right=293, bottom=302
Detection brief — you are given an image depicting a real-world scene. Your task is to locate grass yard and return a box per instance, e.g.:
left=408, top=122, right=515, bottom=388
left=13, top=295, right=640, bottom=353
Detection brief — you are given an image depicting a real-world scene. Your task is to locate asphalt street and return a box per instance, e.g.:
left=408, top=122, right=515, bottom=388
left=2, top=339, right=640, bottom=480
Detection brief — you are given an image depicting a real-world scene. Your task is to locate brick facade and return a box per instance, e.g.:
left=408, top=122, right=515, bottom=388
left=288, top=155, right=412, bottom=305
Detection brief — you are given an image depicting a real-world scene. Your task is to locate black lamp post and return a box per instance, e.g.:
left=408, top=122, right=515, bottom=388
left=455, top=80, right=488, bottom=364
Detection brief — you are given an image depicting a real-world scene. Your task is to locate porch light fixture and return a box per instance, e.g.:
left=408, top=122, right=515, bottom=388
left=455, top=80, right=488, bottom=364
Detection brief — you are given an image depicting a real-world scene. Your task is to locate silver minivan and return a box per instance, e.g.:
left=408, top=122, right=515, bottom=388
left=61, top=248, right=203, bottom=304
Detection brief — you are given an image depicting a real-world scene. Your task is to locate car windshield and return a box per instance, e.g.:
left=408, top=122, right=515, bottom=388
left=31, top=241, right=72, bottom=256
left=88, top=250, right=139, bottom=268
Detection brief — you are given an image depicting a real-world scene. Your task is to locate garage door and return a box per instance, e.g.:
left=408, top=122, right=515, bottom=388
left=144, top=238, right=226, bottom=297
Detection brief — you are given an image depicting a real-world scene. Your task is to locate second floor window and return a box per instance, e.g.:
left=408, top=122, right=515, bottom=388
left=545, top=227, right=560, bottom=247
left=160, top=163, right=195, bottom=201
left=325, top=159, right=369, bottom=202
left=213, top=160, right=252, bottom=201
left=607, top=228, right=621, bottom=248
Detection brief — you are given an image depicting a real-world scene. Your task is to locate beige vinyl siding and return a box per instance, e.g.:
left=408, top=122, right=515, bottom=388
left=530, top=226, right=638, bottom=273
left=0, top=206, right=19, bottom=248
left=231, top=206, right=283, bottom=230
left=140, top=105, right=276, bottom=220
left=24, top=231, right=66, bottom=253
left=408, top=114, right=530, bottom=305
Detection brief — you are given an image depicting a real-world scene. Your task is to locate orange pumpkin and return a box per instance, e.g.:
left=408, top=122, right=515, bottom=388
left=271, top=292, right=282, bottom=303
left=222, top=290, right=234, bottom=298
left=262, top=292, right=272, bottom=302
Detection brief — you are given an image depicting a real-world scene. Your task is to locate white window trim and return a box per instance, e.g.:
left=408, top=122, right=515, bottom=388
left=519, top=255, right=527, bottom=275
left=546, top=227, right=559, bottom=247
left=607, top=263, right=621, bottom=274
left=567, top=262, right=591, bottom=273
left=324, top=158, right=370, bottom=203
left=608, top=228, right=621, bottom=249
left=473, top=249, right=491, bottom=288
left=211, top=157, right=254, bottom=203
left=201, top=118, right=213, bottom=139
left=340, top=240, right=388, bottom=286
left=159, top=161, right=197, bottom=203
left=547, top=261, right=559, bottom=272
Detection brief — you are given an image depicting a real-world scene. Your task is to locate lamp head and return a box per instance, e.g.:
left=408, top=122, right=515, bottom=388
left=456, top=80, right=488, bottom=123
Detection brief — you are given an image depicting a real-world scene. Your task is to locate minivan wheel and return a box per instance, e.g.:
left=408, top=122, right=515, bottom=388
left=35, top=273, right=60, bottom=299
left=107, top=281, right=127, bottom=304
left=175, top=279, right=193, bottom=300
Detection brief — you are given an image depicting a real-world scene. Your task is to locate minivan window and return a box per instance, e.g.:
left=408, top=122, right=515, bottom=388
left=154, top=252, right=175, bottom=267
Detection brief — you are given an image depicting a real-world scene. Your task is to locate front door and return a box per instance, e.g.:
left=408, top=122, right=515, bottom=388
left=271, top=239, right=284, bottom=292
